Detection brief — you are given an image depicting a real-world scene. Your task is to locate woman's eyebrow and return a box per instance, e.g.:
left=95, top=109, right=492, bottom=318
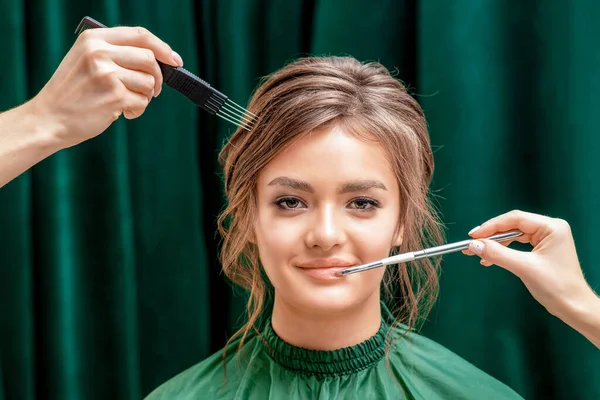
left=268, top=177, right=313, bottom=192
left=267, top=177, right=387, bottom=193
left=338, top=180, right=387, bottom=193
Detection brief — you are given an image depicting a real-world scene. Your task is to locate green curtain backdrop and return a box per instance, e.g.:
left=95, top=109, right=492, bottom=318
left=1, top=1, right=599, bottom=399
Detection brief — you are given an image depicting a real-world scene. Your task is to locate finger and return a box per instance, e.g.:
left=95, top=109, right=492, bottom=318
left=84, top=26, right=183, bottom=67
left=480, top=259, right=493, bottom=267
left=463, top=235, right=528, bottom=255
left=116, top=66, right=156, bottom=101
left=497, top=235, right=534, bottom=247
left=463, top=233, right=533, bottom=258
left=468, top=210, right=552, bottom=245
left=120, top=89, right=151, bottom=120
left=468, top=226, right=533, bottom=244
left=468, top=239, right=534, bottom=277
left=110, top=46, right=163, bottom=96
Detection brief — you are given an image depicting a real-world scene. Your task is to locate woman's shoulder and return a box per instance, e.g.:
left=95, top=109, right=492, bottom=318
left=144, top=331, right=262, bottom=400
left=388, top=324, right=523, bottom=399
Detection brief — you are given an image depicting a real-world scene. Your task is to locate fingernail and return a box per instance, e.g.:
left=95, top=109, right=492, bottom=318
left=172, top=51, right=183, bottom=66
left=155, top=85, right=162, bottom=97
left=468, top=226, right=481, bottom=235
left=468, top=240, right=484, bottom=255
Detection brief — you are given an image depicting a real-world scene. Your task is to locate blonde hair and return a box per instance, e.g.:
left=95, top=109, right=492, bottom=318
left=218, top=56, right=444, bottom=355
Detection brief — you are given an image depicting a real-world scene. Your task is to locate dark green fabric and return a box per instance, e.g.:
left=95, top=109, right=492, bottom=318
left=145, top=304, right=522, bottom=399
left=1, top=2, right=210, bottom=399
left=1, top=1, right=599, bottom=399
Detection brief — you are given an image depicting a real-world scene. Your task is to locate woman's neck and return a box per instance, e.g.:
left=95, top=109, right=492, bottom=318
left=270, top=292, right=382, bottom=350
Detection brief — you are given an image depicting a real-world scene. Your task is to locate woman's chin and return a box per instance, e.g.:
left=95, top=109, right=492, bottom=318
left=272, top=267, right=383, bottom=315
left=294, top=286, right=369, bottom=315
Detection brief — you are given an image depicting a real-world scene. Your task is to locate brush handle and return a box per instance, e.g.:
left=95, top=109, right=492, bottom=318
left=340, top=231, right=523, bottom=276
left=411, top=231, right=522, bottom=260
left=339, top=253, right=416, bottom=275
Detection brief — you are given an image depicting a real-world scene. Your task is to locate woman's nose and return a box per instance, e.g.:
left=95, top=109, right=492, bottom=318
left=304, top=204, right=347, bottom=251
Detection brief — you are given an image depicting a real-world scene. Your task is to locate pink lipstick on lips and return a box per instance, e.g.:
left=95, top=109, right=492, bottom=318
left=296, top=258, right=356, bottom=280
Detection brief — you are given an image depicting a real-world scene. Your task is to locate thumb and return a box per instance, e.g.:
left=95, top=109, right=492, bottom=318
left=469, top=239, right=532, bottom=277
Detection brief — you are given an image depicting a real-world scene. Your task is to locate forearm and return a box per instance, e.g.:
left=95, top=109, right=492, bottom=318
left=560, top=290, right=600, bottom=348
left=0, top=100, right=64, bottom=188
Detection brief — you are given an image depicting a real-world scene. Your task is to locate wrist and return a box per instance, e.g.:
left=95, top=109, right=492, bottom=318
left=0, top=98, right=66, bottom=187
left=561, top=288, right=596, bottom=320
left=559, top=288, right=600, bottom=342
left=24, top=95, right=68, bottom=153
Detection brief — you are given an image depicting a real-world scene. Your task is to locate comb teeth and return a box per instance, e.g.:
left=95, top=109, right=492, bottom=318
left=159, top=65, right=257, bottom=131
left=215, top=99, right=257, bottom=131
left=215, top=101, right=257, bottom=131
left=74, top=16, right=256, bottom=131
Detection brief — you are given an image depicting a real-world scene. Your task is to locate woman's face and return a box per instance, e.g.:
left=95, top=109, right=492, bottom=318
left=254, top=126, right=402, bottom=314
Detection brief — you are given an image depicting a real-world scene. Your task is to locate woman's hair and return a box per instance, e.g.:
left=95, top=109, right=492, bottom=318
left=217, top=56, right=444, bottom=353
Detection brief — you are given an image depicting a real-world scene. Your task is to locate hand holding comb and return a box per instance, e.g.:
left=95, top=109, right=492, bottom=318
left=74, top=16, right=256, bottom=131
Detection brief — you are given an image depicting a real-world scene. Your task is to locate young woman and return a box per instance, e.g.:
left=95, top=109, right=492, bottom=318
left=146, top=56, right=524, bottom=399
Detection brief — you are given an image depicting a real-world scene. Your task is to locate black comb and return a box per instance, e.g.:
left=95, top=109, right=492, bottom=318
left=74, top=16, right=256, bottom=131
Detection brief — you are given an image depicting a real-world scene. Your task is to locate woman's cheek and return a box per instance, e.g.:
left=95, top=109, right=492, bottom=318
left=262, top=215, right=305, bottom=246
left=255, top=214, right=305, bottom=274
left=350, top=216, right=398, bottom=257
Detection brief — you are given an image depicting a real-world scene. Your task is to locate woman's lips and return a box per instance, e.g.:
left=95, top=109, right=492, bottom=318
left=295, top=258, right=356, bottom=280
left=297, top=266, right=349, bottom=280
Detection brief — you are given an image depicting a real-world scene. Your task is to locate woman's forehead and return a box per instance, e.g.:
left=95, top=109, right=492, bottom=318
left=257, top=126, right=397, bottom=190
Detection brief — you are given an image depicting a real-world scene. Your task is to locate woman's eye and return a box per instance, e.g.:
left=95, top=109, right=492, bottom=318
left=348, top=198, right=380, bottom=211
left=273, top=197, right=306, bottom=210
left=272, top=197, right=379, bottom=212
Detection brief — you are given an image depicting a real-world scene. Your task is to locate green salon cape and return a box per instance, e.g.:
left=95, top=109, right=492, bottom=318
left=146, top=305, right=522, bottom=399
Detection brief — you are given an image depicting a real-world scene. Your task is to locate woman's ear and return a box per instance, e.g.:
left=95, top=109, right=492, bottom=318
left=393, top=226, right=404, bottom=247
